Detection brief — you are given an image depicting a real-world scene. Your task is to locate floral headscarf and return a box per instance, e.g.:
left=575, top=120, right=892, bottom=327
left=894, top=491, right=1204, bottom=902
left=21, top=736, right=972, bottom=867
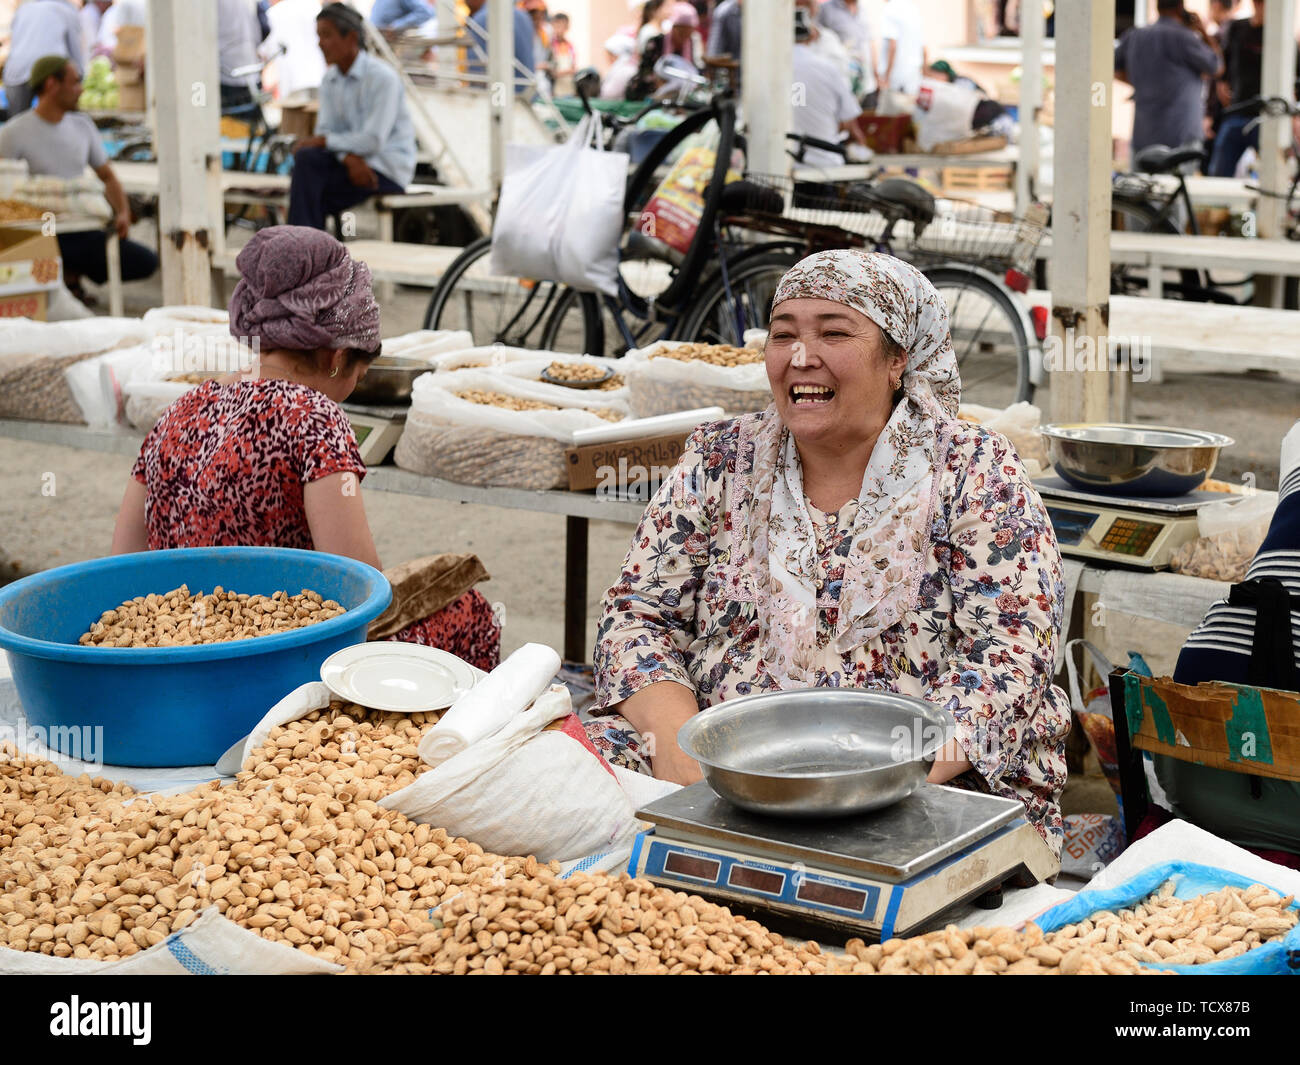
left=731, top=250, right=962, bottom=688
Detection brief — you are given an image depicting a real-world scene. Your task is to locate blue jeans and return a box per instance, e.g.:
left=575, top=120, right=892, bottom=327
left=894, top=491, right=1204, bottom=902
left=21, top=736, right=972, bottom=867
left=1209, top=113, right=1259, bottom=178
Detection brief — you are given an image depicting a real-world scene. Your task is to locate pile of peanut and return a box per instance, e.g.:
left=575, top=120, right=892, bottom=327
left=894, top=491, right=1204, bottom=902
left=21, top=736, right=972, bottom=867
left=1169, top=534, right=1257, bottom=583
left=839, top=879, right=1297, bottom=974
left=358, top=871, right=832, bottom=975
left=542, top=362, right=624, bottom=391
left=78, top=586, right=344, bottom=648
left=0, top=705, right=547, bottom=968
left=455, top=388, right=560, bottom=413
left=650, top=343, right=764, bottom=367
left=0, top=198, right=45, bottom=222
left=453, top=388, right=623, bottom=422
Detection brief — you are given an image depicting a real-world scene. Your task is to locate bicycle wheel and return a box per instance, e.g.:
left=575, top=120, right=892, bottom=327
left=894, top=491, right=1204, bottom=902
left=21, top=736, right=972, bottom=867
left=677, top=247, right=800, bottom=345
left=1110, top=195, right=1202, bottom=298
left=423, top=235, right=597, bottom=350
left=922, top=266, right=1031, bottom=408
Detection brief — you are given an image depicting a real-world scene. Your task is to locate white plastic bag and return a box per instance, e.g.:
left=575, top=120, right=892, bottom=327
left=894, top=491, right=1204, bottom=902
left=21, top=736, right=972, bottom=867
left=490, top=115, right=627, bottom=296
left=383, top=686, right=639, bottom=863
left=1169, top=491, right=1280, bottom=582
left=958, top=400, right=1049, bottom=471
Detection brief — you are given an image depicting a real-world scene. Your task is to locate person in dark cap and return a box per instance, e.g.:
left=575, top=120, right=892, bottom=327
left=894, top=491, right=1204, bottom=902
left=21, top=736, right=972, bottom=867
left=0, top=54, right=158, bottom=304
left=287, top=3, right=416, bottom=230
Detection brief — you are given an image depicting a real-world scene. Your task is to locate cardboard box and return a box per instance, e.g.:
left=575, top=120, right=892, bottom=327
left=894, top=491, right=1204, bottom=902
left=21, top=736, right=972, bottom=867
left=113, top=24, right=146, bottom=63
left=279, top=100, right=318, bottom=139
left=565, top=432, right=690, bottom=494
left=114, top=63, right=143, bottom=86
left=856, top=113, right=914, bottom=154
left=118, top=83, right=146, bottom=112
left=0, top=290, right=48, bottom=320
left=0, top=228, right=61, bottom=295
left=1122, top=673, right=1300, bottom=782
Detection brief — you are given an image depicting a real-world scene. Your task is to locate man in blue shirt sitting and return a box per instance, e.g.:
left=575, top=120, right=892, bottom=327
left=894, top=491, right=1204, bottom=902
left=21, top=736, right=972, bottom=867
left=287, top=3, right=417, bottom=230
left=370, top=0, right=438, bottom=33
left=463, top=0, right=536, bottom=95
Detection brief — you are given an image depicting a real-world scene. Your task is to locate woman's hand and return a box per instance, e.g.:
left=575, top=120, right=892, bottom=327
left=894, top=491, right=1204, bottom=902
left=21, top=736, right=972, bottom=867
left=926, top=738, right=973, bottom=785
left=618, top=681, right=703, bottom=785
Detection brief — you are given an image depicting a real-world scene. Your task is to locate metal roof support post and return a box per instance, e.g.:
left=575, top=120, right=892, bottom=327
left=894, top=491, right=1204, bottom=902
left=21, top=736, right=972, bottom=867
left=148, top=0, right=221, bottom=307
left=488, top=0, right=514, bottom=201
left=1048, top=0, right=1114, bottom=424
left=742, top=0, right=794, bottom=177
left=1254, top=0, right=1296, bottom=307
left=1014, top=0, right=1043, bottom=214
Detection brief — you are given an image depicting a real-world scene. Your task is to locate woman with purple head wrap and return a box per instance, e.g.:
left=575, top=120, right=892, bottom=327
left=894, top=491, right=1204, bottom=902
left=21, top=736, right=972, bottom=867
left=113, top=226, right=384, bottom=568
left=112, top=226, right=504, bottom=669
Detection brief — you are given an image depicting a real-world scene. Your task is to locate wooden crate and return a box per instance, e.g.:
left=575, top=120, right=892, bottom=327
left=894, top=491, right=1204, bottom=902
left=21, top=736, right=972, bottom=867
left=941, top=166, right=1014, bottom=193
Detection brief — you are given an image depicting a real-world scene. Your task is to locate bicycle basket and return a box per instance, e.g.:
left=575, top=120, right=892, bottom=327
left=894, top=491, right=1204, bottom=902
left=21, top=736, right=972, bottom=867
left=904, top=197, right=1048, bottom=273
left=722, top=173, right=1047, bottom=273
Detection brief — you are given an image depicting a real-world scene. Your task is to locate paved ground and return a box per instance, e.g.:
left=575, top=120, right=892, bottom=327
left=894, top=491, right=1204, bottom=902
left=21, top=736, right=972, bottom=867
left=2, top=223, right=1295, bottom=818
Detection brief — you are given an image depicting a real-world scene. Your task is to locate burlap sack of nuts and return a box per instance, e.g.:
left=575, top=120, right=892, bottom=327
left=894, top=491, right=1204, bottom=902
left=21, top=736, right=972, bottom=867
left=0, top=318, right=152, bottom=424
left=395, top=369, right=629, bottom=490
left=623, top=340, right=772, bottom=418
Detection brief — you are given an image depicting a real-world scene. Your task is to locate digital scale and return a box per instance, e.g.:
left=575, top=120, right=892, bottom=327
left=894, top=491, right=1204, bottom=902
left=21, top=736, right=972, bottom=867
left=342, top=401, right=407, bottom=466
left=630, top=782, right=1059, bottom=941
left=1033, top=474, right=1220, bottom=570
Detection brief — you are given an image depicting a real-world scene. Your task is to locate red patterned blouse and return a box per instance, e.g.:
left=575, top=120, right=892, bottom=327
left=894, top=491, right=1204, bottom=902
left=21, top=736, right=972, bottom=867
left=131, top=380, right=366, bottom=551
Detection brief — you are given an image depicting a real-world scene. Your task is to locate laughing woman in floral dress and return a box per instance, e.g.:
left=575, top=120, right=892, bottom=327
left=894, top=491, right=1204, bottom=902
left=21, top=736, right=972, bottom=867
left=588, top=250, right=1070, bottom=859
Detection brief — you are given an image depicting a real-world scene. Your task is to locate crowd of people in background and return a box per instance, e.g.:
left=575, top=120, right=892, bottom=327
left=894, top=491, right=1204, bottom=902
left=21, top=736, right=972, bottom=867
left=1116, top=0, right=1300, bottom=179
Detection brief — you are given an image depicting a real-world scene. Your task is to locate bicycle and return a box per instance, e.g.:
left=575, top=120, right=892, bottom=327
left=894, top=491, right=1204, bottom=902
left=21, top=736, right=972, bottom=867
left=1110, top=95, right=1300, bottom=303
left=678, top=174, right=1047, bottom=408
left=423, top=76, right=735, bottom=355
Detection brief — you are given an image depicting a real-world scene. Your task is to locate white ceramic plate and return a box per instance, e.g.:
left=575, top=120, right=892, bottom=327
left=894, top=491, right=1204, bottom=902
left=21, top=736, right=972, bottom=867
left=320, top=644, right=477, bottom=712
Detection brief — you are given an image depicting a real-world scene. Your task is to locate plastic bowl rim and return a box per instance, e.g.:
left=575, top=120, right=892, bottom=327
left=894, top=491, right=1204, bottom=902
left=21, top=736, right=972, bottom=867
left=0, top=547, right=391, bottom=664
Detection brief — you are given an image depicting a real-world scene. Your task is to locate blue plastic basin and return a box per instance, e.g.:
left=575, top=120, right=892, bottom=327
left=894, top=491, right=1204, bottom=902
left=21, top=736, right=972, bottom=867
left=0, top=548, right=391, bottom=767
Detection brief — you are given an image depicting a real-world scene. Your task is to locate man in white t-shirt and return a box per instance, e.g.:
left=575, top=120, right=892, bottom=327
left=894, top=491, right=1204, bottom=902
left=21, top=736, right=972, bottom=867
left=262, top=0, right=327, bottom=100
left=880, top=0, right=926, bottom=97
left=790, top=9, right=867, bottom=169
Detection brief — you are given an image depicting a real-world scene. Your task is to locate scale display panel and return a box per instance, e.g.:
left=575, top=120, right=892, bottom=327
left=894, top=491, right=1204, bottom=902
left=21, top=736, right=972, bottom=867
left=1045, top=505, right=1094, bottom=546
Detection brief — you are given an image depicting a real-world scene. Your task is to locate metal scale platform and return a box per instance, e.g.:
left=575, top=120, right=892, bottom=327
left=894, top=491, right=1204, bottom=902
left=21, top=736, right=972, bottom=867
left=1033, top=474, right=1223, bottom=570
left=631, top=782, right=1059, bottom=941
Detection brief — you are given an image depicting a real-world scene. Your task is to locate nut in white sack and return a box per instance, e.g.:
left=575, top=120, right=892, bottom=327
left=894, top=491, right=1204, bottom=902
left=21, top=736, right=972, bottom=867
left=0, top=909, right=339, bottom=975
left=623, top=340, right=772, bottom=418
left=383, top=686, right=639, bottom=864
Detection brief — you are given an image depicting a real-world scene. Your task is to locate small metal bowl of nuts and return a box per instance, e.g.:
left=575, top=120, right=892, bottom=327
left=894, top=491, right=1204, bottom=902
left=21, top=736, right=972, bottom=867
left=541, top=361, right=617, bottom=389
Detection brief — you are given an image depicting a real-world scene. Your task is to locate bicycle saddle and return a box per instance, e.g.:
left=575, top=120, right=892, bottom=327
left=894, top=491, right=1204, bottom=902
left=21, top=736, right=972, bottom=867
left=1132, top=144, right=1206, bottom=174
left=867, top=178, right=936, bottom=230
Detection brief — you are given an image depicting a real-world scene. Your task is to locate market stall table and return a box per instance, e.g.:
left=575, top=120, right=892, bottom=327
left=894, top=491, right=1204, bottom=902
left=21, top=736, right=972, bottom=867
left=0, top=418, right=644, bottom=663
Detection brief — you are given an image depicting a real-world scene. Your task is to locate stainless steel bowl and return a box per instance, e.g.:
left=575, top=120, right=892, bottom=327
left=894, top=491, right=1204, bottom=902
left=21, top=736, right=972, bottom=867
left=348, top=356, right=431, bottom=405
left=1040, top=423, right=1234, bottom=497
left=677, top=688, right=954, bottom=818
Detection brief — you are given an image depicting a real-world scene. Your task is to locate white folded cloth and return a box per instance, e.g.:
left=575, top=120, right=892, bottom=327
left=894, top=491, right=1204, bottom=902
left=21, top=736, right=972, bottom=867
left=418, top=642, right=562, bottom=766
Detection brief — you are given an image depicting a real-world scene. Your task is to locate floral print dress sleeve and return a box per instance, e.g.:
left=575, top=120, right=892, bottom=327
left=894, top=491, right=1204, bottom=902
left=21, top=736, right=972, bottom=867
left=927, top=428, right=1071, bottom=853
left=592, top=423, right=727, bottom=711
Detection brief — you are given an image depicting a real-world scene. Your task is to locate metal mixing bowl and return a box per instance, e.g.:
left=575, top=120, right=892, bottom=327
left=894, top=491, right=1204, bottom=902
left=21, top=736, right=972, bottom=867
left=1040, top=423, right=1234, bottom=497
left=677, top=689, right=954, bottom=818
left=348, top=356, right=431, bottom=405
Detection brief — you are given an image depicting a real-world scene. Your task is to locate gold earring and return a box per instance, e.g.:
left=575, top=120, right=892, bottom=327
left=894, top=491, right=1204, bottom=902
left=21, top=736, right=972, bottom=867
left=329, top=367, right=340, bottom=378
